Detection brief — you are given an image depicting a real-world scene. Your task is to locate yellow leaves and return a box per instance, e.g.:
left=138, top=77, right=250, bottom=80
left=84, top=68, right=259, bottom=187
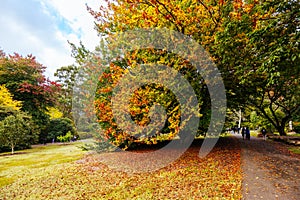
left=0, top=85, right=22, bottom=110
left=230, top=11, right=242, bottom=20
left=98, top=86, right=113, bottom=93
left=92, top=0, right=227, bottom=45
left=46, top=107, right=63, bottom=119
left=243, top=3, right=254, bottom=14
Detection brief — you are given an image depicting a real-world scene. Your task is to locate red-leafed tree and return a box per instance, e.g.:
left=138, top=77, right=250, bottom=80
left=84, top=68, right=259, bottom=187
left=0, top=50, right=61, bottom=139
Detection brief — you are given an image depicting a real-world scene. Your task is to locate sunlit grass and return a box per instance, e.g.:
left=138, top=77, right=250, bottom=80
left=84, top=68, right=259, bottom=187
left=0, top=140, right=90, bottom=187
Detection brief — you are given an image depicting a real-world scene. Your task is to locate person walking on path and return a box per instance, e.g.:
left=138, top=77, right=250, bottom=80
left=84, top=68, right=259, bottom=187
left=245, top=127, right=250, bottom=140
left=241, top=127, right=246, bottom=140
left=261, top=128, right=267, bottom=140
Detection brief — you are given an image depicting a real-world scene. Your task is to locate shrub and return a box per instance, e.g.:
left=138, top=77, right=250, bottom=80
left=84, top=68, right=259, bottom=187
left=57, top=131, right=73, bottom=142
left=45, top=118, right=77, bottom=142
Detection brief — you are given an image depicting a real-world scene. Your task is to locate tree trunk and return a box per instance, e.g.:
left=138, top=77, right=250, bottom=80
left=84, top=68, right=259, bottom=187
left=11, top=144, right=14, bottom=154
left=277, top=126, right=286, bottom=136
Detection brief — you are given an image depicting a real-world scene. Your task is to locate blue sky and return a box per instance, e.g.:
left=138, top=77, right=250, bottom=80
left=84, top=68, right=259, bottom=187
left=0, top=0, right=102, bottom=79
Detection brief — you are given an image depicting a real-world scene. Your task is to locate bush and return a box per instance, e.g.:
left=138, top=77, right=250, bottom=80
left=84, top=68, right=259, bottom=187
left=45, top=118, right=77, bottom=142
left=57, top=131, right=73, bottom=142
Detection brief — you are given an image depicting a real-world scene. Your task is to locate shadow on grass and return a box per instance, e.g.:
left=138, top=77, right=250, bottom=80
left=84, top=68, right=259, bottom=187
left=0, top=152, right=28, bottom=157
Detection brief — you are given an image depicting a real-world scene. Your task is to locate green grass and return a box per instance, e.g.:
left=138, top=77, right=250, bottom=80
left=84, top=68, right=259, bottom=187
left=0, top=140, right=89, bottom=187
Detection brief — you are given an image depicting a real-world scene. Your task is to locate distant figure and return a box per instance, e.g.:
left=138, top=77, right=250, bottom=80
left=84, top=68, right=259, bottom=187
left=241, top=127, right=246, bottom=140
left=289, top=121, right=293, bottom=131
left=245, top=127, right=250, bottom=140
left=230, top=127, right=234, bottom=134
left=234, top=126, right=238, bottom=134
left=261, top=128, right=267, bottom=140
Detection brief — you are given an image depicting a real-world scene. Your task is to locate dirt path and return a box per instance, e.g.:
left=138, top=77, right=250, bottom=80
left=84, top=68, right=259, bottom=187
left=232, top=134, right=300, bottom=200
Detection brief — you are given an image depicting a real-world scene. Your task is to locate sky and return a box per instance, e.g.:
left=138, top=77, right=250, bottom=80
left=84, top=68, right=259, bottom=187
left=0, top=0, right=104, bottom=79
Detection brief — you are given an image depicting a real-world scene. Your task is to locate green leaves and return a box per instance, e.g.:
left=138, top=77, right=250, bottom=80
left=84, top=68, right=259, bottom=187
left=214, top=0, right=300, bottom=135
left=45, top=118, right=77, bottom=143
left=0, top=113, right=33, bottom=154
left=54, top=65, right=79, bottom=120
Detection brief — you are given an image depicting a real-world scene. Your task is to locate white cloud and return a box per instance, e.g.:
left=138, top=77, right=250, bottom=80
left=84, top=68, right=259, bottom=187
left=0, top=0, right=103, bottom=79
left=40, top=0, right=102, bottom=52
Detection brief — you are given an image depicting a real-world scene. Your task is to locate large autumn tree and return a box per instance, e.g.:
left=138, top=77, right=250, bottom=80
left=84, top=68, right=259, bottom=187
left=79, top=0, right=298, bottom=146
left=83, top=0, right=246, bottom=147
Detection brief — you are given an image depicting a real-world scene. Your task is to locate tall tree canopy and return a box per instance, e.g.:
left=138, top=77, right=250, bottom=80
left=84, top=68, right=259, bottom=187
left=89, top=0, right=232, bottom=47
left=81, top=0, right=299, bottom=144
left=82, top=0, right=231, bottom=148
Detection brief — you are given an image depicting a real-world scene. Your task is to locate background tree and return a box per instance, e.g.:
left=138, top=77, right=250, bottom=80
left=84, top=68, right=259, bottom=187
left=0, top=51, right=61, bottom=139
left=0, top=84, right=37, bottom=152
left=0, top=113, right=34, bottom=154
left=292, top=112, right=300, bottom=133
left=54, top=65, right=79, bottom=120
left=0, top=84, right=22, bottom=121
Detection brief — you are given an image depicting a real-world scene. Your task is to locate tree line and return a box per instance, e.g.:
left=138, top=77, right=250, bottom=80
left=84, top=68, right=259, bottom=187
left=0, top=51, right=77, bottom=153
left=0, top=0, right=299, bottom=152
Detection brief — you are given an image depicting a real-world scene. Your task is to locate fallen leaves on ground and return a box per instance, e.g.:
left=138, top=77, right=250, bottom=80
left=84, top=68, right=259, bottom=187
left=0, top=138, right=242, bottom=199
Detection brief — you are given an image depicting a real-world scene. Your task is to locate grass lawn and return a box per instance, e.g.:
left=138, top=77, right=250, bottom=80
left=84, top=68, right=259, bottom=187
left=0, top=140, right=87, bottom=187
left=0, top=138, right=242, bottom=199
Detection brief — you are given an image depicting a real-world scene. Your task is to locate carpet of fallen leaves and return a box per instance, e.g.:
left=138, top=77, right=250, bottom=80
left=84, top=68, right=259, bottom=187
left=0, top=138, right=242, bottom=199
